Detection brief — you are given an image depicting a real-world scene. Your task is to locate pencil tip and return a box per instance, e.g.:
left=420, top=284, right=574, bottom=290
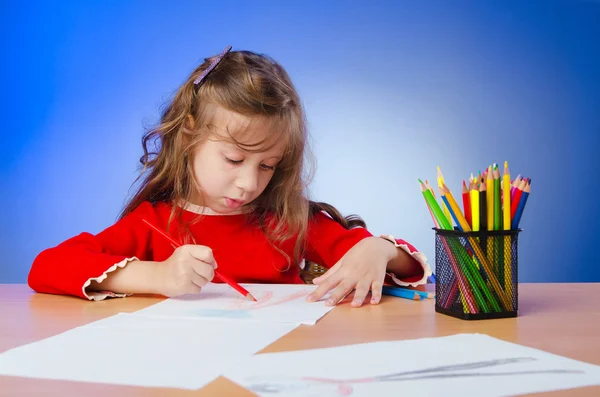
left=247, top=293, right=257, bottom=302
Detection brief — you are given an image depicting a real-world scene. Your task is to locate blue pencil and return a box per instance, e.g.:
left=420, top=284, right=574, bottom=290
left=440, top=195, right=460, bottom=229
left=383, top=286, right=434, bottom=300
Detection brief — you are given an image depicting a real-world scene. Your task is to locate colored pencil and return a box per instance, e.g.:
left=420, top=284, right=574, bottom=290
left=511, top=180, right=530, bottom=229
left=419, top=180, right=440, bottom=229
left=493, top=165, right=501, bottom=230
left=470, top=181, right=480, bottom=232
left=511, top=178, right=527, bottom=221
left=462, top=180, right=472, bottom=228
left=479, top=182, right=487, bottom=232
left=478, top=181, right=488, bottom=272
left=443, top=277, right=460, bottom=308
left=437, top=166, right=453, bottom=226
left=425, top=179, right=450, bottom=230
left=502, top=161, right=511, bottom=231
left=382, top=286, right=420, bottom=300
left=502, top=161, right=512, bottom=294
left=486, top=165, right=494, bottom=231
left=510, top=174, right=522, bottom=201
left=383, top=285, right=435, bottom=300
left=492, top=165, right=502, bottom=284
left=420, top=180, right=453, bottom=230
left=141, top=218, right=257, bottom=302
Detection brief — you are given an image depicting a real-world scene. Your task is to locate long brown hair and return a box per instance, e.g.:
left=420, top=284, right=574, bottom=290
left=121, top=49, right=364, bottom=267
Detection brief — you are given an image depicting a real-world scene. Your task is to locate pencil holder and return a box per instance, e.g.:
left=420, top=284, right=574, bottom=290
left=434, top=228, right=521, bottom=320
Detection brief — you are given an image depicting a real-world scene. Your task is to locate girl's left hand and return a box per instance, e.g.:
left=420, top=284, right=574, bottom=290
left=306, top=236, right=397, bottom=307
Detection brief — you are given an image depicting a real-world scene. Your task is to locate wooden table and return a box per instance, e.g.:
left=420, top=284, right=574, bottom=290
left=1, top=283, right=599, bottom=396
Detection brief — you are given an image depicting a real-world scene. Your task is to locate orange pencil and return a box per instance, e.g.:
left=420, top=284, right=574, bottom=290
left=142, top=218, right=257, bottom=301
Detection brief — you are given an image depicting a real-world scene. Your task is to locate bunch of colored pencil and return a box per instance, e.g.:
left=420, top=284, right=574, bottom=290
left=418, top=162, right=531, bottom=317
left=459, top=162, right=531, bottom=232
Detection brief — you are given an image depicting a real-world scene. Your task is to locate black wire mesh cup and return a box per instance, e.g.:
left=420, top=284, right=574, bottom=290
left=434, top=228, right=521, bottom=320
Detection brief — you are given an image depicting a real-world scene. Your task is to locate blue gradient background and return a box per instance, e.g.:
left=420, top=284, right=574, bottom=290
left=1, top=1, right=599, bottom=283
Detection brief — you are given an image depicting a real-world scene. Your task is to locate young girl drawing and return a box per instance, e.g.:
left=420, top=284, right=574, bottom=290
left=28, top=46, right=431, bottom=307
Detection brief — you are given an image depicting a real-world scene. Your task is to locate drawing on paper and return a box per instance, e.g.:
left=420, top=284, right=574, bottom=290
left=243, top=357, right=585, bottom=396
left=194, top=289, right=310, bottom=318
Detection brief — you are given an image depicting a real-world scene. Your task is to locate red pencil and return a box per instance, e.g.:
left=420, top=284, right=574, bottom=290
left=141, top=218, right=257, bottom=301
left=510, top=178, right=527, bottom=221
left=462, top=180, right=472, bottom=228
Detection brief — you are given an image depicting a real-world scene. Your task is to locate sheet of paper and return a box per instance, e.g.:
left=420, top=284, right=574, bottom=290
left=0, top=312, right=298, bottom=390
left=223, top=333, right=600, bottom=397
left=135, top=283, right=334, bottom=325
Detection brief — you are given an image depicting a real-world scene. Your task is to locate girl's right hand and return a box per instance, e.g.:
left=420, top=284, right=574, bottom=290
left=157, top=245, right=217, bottom=297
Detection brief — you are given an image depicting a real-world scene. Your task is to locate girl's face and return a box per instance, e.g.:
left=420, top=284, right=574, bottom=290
left=191, top=106, right=286, bottom=214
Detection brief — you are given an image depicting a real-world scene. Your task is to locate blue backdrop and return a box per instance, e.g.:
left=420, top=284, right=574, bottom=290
left=1, top=0, right=599, bottom=283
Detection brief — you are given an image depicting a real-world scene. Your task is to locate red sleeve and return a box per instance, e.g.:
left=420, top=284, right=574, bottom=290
left=304, top=211, right=372, bottom=268
left=28, top=201, right=159, bottom=299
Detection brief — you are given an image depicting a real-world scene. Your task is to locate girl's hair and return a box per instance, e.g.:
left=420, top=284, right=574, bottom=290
left=121, top=49, right=364, bottom=268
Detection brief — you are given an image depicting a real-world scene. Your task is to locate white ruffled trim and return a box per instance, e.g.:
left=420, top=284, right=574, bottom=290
left=178, top=200, right=248, bottom=216
left=82, top=257, right=138, bottom=301
left=380, top=234, right=432, bottom=287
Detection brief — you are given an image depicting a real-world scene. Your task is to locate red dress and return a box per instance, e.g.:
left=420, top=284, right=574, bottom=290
left=28, top=201, right=430, bottom=300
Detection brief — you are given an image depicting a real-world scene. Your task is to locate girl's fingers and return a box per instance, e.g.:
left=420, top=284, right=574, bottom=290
left=370, top=280, right=384, bottom=304
left=191, top=260, right=215, bottom=282
left=306, top=272, right=342, bottom=302
left=189, top=271, right=209, bottom=290
left=185, top=245, right=216, bottom=267
left=351, top=281, right=372, bottom=307
left=325, top=280, right=356, bottom=307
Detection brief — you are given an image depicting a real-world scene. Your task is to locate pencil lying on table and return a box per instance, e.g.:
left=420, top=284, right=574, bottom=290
left=141, top=218, right=257, bottom=302
left=383, top=285, right=434, bottom=300
left=382, top=286, right=421, bottom=301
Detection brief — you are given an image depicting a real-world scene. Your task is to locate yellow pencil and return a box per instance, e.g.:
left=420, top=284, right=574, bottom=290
left=486, top=165, right=494, bottom=231
left=486, top=165, right=494, bottom=264
left=470, top=181, right=480, bottom=232
left=470, top=180, right=481, bottom=270
left=503, top=161, right=513, bottom=298
left=502, top=161, right=511, bottom=230
left=437, top=166, right=453, bottom=226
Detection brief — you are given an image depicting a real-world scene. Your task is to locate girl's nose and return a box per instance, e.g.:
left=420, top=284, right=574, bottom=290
left=235, top=165, right=259, bottom=193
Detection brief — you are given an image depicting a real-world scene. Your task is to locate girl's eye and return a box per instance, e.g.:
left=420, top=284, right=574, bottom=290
left=260, top=164, right=275, bottom=171
left=225, top=157, right=243, bottom=164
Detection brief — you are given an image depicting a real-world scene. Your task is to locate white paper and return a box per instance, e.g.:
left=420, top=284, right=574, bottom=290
left=223, top=333, right=600, bottom=397
left=0, top=312, right=298, bottom=390
left=135, top=283, right=334, bottom=325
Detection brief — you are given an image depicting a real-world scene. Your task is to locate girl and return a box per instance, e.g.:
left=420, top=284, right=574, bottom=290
left=28, top=46, right=431, bottom=308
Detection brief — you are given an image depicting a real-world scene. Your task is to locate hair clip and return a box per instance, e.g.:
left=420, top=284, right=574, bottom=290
left=193, top=45, right=232, bottom=86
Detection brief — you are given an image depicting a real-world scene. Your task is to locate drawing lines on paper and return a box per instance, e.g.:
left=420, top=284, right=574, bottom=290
left=194, top=288, right=310, bottom=318
left=244, top=357, right=585, bottom=396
